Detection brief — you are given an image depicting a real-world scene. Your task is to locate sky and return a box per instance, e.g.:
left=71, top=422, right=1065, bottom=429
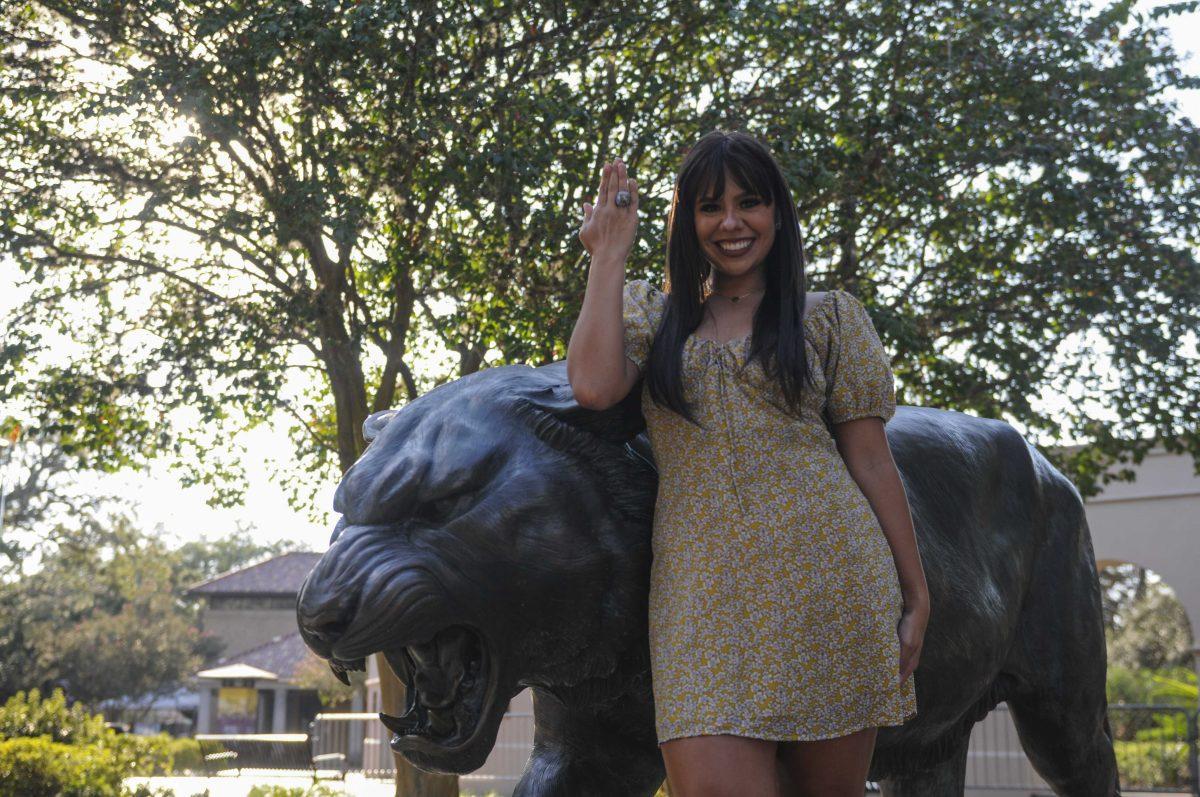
left=1, top=2, right=1197, bottom=554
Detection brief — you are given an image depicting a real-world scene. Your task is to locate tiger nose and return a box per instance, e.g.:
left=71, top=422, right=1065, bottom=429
left=296, top=578, right=357, bottom=646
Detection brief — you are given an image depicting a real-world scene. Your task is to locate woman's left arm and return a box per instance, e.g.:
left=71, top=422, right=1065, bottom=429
left=833, top=416, right=926, bottom=604
left=834, top=415, right=930, bottom=683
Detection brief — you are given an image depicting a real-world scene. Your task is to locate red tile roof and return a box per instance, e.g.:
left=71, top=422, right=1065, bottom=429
left=186, top=551, right=322, bottom=597
left=209, top=631, right=312, bottom=682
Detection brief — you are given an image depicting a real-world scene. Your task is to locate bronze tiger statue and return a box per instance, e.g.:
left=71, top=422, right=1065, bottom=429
left=296, top=360, right=1119, bottom=796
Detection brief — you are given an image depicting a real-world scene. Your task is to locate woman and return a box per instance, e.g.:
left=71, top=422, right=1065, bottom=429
left=566, top=130, right=929, bottom=797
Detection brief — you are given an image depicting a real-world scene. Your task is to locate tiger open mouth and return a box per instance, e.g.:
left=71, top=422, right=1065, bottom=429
left=362, top=625, right=494, bottom=752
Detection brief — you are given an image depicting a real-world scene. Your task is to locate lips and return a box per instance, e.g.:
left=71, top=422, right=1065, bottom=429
left=715, top=237, right=754, bottom=255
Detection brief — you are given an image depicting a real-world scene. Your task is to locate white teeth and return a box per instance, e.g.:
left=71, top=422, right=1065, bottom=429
left=717, top=239, right=753, bottom=253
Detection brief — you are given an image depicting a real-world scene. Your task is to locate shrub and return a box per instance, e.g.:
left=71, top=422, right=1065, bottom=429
left=0, top=690, right=188, bottom=784
left=0, top=689, right=110, bottom=745
left=109, top=732, right=175, bottom=776
left=164, top=735, right=204, bottom=774
left=245, top=786, right=342, bottom=797
left=1114, top=739, right=1189, bottom=789
left=0, top=736, right=125, bottom=797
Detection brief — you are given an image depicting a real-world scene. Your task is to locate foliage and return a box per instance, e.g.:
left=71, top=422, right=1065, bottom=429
left=0, top=736, right=126, bottom=797
left=107, top=732, right=175, bottom=778
left=160, top=735, right=203, bottom=774
left=1, top=0, right=1195, bottom=519
left=0, top=733, right=180, bottom=796
left=0, top=517, right=218, bottom=702
left=1106, top=663, right=1196, bottom=749
left=1147, top=669, right=1199, bottom=704
left=1136, top=669, right=1199, bottom=743
left=1113, top=739, right=1190, bottom=790
left=0, top=421, right=123, bottom=570
left=1107, top=663, right=1197, bottom=707
left=0, top=511, right=305, bottom=706
left=291, top=651, right=363, bottom=708
left=245, top=786, right=343, bottom=797
left=0, top=688, right=110, bottom=745
left=1101, top=563, right=1194, bottom=671
left=172, top=523, right=309, bottom=590
left=0, top=689, right=183, bottom=786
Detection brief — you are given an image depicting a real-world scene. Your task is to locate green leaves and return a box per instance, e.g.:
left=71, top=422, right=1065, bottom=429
left=1, top=0, right=1198, bottom=511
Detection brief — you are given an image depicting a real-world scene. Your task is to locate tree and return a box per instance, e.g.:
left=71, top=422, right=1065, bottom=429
left=0, top=420, right=121, bottom=571
left=2, top=5, right=727, bottom=786
left=0, top=0, right=726, bottom=508
left=172, top=522, right=309, bottom=593
left=2, top=1, right=1198, bottom=508
left=1102, top=563, right=1194, bottom=671
left=292, top=650, right=363, bottom=709
left=0, top=514, right=220, bottom=704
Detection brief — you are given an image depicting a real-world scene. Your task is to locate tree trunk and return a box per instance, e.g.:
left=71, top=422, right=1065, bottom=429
left=376, top=653, right=459, bottom=797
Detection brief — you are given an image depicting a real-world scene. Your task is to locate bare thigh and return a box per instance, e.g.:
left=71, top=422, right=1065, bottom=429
left=660, top=734, right=780, bottom=797
left=776, top=726, right=878, bottom=797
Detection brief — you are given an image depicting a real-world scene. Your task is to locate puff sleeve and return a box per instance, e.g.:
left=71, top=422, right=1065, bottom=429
left=823, top=290, right=897, bottom=424
left=622, top=278, right=667, bottom=372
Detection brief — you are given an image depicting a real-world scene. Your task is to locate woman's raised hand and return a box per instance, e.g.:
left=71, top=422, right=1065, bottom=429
left=578, top=158, right=639, bottom=266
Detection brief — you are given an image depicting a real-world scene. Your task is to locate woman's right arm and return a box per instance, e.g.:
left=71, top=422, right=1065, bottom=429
left=566, top=159, right=642, bottom=410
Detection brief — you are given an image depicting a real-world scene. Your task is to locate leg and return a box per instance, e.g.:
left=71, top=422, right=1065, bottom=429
left=777, top=726, right=878, bottom=797
left=877, top=735, right=968, bottom=797
left=1006, top=691, right=1121, bottom=796
left=660, top=734, right=780, bottom=797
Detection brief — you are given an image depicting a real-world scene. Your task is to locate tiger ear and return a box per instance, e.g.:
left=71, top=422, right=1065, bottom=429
left=517, top=361, right=647, bottom=445
left=363, top=410, right=400, bottom=443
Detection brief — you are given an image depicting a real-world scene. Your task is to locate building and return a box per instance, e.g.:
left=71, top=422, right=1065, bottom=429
left=186, top=551, right=363, bottom=733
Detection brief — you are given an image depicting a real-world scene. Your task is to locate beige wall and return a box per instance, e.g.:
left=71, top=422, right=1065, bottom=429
left=1077, top=444, right=1200, bottom=644
left=202, top=608, right=300, bottom=658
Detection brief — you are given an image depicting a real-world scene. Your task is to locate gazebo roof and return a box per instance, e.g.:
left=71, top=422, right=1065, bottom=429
left=196, top=663, right=279, bottom=681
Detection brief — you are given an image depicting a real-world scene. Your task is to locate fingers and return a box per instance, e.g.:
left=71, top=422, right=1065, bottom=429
left=590, top=158, right=637, bottom=216
left=598, top=161, right=611, bottom=206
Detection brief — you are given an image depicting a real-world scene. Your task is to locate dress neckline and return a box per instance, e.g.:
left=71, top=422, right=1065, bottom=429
left=688, top=290, right=839, bottom=349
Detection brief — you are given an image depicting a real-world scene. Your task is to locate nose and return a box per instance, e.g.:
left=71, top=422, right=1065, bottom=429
left=720, top=207, right=742, bottom=230
left=296, top=579, right=358, bottom=646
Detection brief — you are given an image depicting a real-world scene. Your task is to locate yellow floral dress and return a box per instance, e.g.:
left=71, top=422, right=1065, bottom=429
left=622, top=278, right=919, bottom=744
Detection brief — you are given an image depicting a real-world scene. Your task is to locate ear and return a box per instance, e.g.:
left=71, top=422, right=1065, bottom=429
left=515, top=360, right=647, bottom=445
left=363, top=409, right=400, bottom=443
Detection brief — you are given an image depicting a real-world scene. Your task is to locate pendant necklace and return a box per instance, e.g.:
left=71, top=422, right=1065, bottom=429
left=709, top=286, right=765, bottom=303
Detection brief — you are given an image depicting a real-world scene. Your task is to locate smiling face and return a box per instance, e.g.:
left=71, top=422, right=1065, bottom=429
left=693, top=169, right=777, bottom=285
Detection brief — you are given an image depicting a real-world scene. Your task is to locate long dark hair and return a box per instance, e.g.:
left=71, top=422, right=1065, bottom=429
left=644, top=129, right=817, bottom=427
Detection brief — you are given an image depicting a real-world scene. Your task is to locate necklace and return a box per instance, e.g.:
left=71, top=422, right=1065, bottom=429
left=704, top=286, right=763, bottom=343
left=709, top=286, right=765, bottom=303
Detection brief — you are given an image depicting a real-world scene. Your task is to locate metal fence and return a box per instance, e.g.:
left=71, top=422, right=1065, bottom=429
left=311, top=702, right=1199, bottom=797
left=310, top=709, right=536, bottom=795
left=964, top=703, right=1198, bottom=795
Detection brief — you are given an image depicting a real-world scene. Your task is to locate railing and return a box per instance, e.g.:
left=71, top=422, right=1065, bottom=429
left=311, top=703, right=1199, bottom=796
left=310, top=709, right=536, bottom=794
left=964, top=703, right=1198, bottom=795
left=195, top=732, right=347, bottom=780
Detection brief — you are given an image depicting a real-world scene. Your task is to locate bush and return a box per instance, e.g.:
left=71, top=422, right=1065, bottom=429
left=0, top=736, right=126, bottom=797
left=245, top=786, right=342, bottom=797
left=164, top=735, right=203, bottom=774
left=0, top=689, right=110, bottom=745
left=1114, top=739, right=1189, bottom=789
left=108, top=732, right=175, bottom=776
left=0, top=689, right=189, bottom=786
